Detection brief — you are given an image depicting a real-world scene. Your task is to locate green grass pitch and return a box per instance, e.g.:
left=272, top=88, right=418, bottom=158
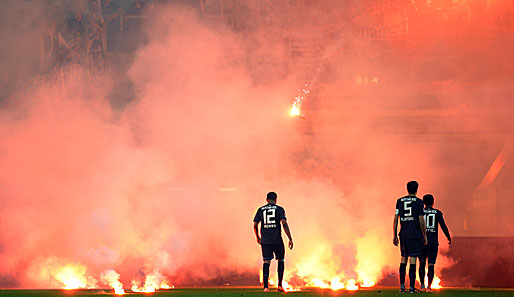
left=1, top=288, right=513, bottom=297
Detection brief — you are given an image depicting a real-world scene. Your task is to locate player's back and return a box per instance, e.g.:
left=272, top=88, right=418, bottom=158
left=396, top=195, right=424, bottom=239
left=255, top=203, right=286, bottom=245
left=423, top=207, right=445, bottom=246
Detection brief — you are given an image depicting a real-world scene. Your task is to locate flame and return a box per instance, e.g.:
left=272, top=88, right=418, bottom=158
left=330, top=277, right=345, bottom=291
left=257, top=240, right=379, bottom=292
left=310, top=278, right=329, bottom=288
left=282, top=280, right=301, bottom=292
left=360, top=279, right=375, bottom=287
left=53, top=264, right=88, bottom=289
left=131, top=272, right=174, bottom=293
left=431, top=276, right=442, bottom=289
left=160, top=280, right=174, bottom=289
left=35, top=259, right=97, bottom=290
left=423, top=275, right=442, bottom=289
left=289, top=103, right=301, bottom=117
left=345, top=279, right=359, bottom=291
left=100, top=270, right=125, bottom=295
left=354, top=232, right=387, bottom=289
left=288, top=84, right=309, bottom=117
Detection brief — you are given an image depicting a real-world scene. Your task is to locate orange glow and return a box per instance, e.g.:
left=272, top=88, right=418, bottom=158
left=282, top=241, right=378, bottom=291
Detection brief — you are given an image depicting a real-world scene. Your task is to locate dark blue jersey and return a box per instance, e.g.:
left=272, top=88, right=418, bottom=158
left=395, top=195, right=424, bottom=239
left=423, top=207, right=451, bottom=247
left=253, top=203, right=286, bottom=245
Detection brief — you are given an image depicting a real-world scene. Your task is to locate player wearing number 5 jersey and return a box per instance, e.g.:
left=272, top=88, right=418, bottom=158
left=393, top=181, right=428, bottom=293
left=253, top=192, right=293, bottom=292
left=419, top=194, right=451, bottom=292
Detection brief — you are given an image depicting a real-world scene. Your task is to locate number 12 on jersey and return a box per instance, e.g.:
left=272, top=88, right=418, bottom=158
left=263, top=209, right=276, bottom=224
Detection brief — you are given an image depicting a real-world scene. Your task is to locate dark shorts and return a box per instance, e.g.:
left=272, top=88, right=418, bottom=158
left=400, top=238, right=423, bottom=257
left=420, top=246, right=438, bottom=264
left=261, top=241, right=285, bottom=261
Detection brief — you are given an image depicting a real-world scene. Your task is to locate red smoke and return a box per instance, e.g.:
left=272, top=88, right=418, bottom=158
left=1, top=0, right=513, bottom=290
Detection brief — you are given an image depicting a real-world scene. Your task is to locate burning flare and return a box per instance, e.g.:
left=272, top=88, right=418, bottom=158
left=54, top=264, right=95, bottom=290
left=35, top=259, right=97, bottom=290
left=360, top=279, right=375, bottom=287
left=425, top=275, right=443, bottom=289
left=289, top=103, right=301, bottom=117
left=131, top=270, right=174, bottom=293
left=100, top=270, right=125, bottom=295
left=288, top=84, right=309, bottom=117
left=345, top=279, right=359, bottom=291
left=330, top=277, right=345, bottom=291
left=281, top=280, right=300, bottom=292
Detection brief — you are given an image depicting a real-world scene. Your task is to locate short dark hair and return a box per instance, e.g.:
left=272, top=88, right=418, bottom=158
left=407, top=181, right=418, bottom=194
left=423, top=194, right=434, bottom=207
left=267, top=192, right=277, bottom=201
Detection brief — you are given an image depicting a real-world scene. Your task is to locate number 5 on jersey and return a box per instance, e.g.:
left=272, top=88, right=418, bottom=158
left=404, top=201, right=412, bottom=216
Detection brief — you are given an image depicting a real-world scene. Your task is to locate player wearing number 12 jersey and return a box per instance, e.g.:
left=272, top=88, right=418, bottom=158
left=253, top=192, right=293, bottom=292
left=419, top=194, right=451, bottom=291
left=393, top=181, right=427, bottom=293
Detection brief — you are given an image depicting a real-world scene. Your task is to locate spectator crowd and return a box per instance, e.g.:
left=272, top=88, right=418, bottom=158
left=41, top=0, right=150, bottom=76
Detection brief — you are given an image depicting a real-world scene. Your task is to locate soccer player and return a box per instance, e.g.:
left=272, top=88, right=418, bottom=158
left=419, top=194, right=451, bottom=292
left=253, top=192, right=294, bottom=292
left=393, top=181, right=428, bottom=293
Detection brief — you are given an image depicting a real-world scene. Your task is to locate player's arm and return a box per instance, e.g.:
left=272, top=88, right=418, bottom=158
left=253, top=222, right=261, bottom=244
left=419, top=215, right=428, bottom=245
left=439, top=212, right=451, bottom=244
left=281, top=219, right=293, bottom=249
left=393, top=213, right=399, bottom=246
left=253, top=210, right=261, bottom=244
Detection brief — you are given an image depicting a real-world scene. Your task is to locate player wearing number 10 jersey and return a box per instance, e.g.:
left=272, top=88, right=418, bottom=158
left=253, top=192, right=294, bottom=292
left=419, top=194, right=451, bottom=291
left=393, top=181, right=427, bottom=293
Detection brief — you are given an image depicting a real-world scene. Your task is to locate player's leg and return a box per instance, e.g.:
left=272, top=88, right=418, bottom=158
left=261, top=245, right=274, bottom=291
left=399, top=239, right=408, bottom=293
left=427, top=247, right=438, bottom=291
left=408, top=256, right=417, bottom=292
left=408, top=238, right=423, bottom=293
left=418, top=261, right=426, bottom=290
left=263, top=259, right=271, bottom=291
left=419, top=248, right=427, bottom=290
left=426, top=264, right=434, bottom=291
left=275, top=241, right=286, bottom=292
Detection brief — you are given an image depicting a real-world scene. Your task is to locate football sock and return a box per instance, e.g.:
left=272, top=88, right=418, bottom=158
left=399, top=263, right=407, bottom=285
left=277, top=261, right=284, bottom=287
left=409, top=264, right=416, bottom=289
left=263, top=263, right=270, bottom=288
left=427, top=265, right=435, bottom=288
left=419, top=261, right=426, bottom=287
